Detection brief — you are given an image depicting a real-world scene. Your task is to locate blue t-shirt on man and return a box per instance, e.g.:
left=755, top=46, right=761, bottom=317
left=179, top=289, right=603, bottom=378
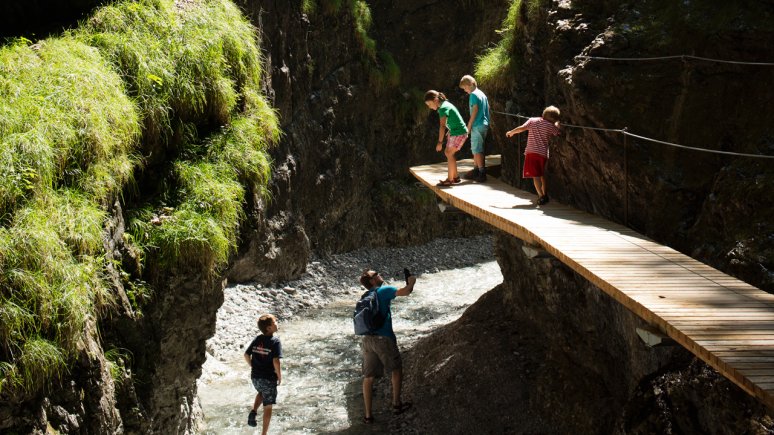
left=469, top=88, right=490, bottom=128
left=371, top=285, right=398, bottom=341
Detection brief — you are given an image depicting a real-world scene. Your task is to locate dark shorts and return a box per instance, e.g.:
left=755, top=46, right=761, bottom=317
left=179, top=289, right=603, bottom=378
left=523, top=153, right=547, bottom=178
left=362, top=335, right=402, bottom=377
left=251, top=377, right=278, bottom=406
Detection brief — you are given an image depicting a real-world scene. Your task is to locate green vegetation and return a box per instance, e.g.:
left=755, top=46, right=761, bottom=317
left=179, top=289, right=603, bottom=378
left=0, top=0, right=278, bottom=399
left=0, top=36, right=135, bottom=397
left=130, top=160, right=245, bottom=270
left=0, top=38, right=140, bottom=216
left=76, top=0, right=267, bottom=148
left=105, top=347, right=132, bottom=386
left=475, top=0, right=539, bottom=91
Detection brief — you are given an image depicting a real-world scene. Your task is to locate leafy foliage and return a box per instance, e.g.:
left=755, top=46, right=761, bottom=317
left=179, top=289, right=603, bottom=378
left=0, top=38, right=139, bottom=215
left=475, top=0, right=540, bottom=91
left=0, top=0, right=279, bottom=399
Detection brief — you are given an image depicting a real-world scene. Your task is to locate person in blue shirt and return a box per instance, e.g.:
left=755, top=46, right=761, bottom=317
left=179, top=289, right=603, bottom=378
left=459, top=75, right=490, bottom=182
left=358, top=269, right=416, bottom=424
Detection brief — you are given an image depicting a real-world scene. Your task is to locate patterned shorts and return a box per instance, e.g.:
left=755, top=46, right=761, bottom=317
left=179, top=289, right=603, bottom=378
left=446, top=133, right=468, bottom=151
left=251, top=377, right=278, bottom=406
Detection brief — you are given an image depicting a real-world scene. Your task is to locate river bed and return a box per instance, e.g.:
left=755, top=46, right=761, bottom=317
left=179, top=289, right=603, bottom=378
left=198, top=236, right=501, bottom=434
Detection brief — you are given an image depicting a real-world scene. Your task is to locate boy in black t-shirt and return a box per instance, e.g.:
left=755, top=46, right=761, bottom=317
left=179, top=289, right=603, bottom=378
left=244, top=314, right=283, bottom=433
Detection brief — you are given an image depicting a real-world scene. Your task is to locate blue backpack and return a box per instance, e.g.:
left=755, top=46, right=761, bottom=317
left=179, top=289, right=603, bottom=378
left=353, top=288, right=385, bottom=335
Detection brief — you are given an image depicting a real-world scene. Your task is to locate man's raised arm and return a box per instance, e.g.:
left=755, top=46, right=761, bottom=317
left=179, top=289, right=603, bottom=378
left=396, top=275, right=416, bottom=296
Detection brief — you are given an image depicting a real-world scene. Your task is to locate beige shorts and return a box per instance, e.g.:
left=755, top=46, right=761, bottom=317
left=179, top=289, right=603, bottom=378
left=362, top=335, right=402, bottom=377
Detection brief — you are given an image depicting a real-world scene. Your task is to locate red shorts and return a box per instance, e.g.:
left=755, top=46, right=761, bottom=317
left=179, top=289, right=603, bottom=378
left=522, top=153, right=547, bottom=178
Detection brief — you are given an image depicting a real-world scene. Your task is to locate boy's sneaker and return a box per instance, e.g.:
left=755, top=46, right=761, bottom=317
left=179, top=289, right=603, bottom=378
left=537, top=195, right=550, bottom=205
left=475, top=172, right=487, bottom=182
left=247, top=410, right=257, bottom=427
left=463, top=168, right=479, bottom=180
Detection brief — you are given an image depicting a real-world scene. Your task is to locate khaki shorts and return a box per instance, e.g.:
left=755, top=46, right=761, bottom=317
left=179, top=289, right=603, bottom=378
left=362, top=335, right=402, bottom=377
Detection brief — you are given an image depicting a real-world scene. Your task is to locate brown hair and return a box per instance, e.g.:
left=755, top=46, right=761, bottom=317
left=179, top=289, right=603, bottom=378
left=360, top=269, right=376, bottom=289
left=424, top=90, right=447, bottom=102
left=258, top=314, right=276, bottom=334
left=542, top=106, right=560, bottom=123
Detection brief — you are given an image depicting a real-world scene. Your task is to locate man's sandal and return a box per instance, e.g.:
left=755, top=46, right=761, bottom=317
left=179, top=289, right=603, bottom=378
left=393, top=402, right=412, bottom=415
left=436, top=179, right=453, bottom=187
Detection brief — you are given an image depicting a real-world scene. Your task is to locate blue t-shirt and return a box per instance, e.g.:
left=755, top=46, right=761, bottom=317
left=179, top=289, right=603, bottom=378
left=371, top=285, right=398, bottom=340
left=468, top=88, right=490, bottom=128
left=245, top=334, right=283, bottom=380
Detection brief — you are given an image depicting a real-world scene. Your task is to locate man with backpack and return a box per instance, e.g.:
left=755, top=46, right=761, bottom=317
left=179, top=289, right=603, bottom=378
left=357, top=269, right=415, bottom=424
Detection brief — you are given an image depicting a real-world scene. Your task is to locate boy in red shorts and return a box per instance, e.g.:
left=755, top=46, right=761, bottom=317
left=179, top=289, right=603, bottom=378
left=505, top=106, right=561, bottom=205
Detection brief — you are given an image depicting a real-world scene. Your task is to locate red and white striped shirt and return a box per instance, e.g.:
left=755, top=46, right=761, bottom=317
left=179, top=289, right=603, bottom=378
left=524, top=117, right=560, bottom=158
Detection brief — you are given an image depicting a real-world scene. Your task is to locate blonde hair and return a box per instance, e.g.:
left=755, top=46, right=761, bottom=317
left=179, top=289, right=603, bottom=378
left=459, top=75, right=477, bottom=88
left=542, top=106, right=560, bottom=123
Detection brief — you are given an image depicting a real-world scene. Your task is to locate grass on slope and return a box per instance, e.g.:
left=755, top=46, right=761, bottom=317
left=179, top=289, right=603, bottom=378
left=0, top=0, right=279, bottom=399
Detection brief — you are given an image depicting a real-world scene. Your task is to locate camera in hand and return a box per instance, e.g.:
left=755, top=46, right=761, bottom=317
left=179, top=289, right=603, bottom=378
left=403, top=268, right=411, bottom=282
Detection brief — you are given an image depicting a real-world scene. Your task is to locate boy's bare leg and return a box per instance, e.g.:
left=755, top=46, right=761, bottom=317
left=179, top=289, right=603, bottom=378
left=533, top=178, right=545, bottom=197
left=390, top=369, right=403, bottom=406
left=473, top=153, right=484, bottom=169
left=363, top=377, right=374, bottom=418
left=261, top=405, right=272, bottom=435
left=253, top=393, right=262, bottom=411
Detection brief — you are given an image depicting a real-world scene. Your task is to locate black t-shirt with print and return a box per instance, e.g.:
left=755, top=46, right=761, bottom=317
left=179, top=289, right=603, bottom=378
left=245, top=334, right=283, bottom=380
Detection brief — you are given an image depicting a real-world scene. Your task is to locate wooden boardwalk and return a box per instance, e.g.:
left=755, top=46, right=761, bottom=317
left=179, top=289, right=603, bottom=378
left=411, top=156, right=774, bottom=409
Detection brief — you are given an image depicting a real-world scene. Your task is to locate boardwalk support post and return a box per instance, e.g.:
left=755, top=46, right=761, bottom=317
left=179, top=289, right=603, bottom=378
left=636, top=327, right=675, bottom=348
left=521, top=243, right=551, bottom=259
left=437, top=200, right=462, bottom=213
left=623, top=127, right=629, bottom=227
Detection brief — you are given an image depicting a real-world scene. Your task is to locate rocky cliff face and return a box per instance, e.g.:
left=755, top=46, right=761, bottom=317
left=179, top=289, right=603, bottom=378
left=402, top=0, right=774, bottom=432
left=225, top=0, right=505, bottom=283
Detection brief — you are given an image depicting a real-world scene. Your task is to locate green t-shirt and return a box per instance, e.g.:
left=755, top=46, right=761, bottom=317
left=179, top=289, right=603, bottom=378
left=438, top=100, right=468, bottom=136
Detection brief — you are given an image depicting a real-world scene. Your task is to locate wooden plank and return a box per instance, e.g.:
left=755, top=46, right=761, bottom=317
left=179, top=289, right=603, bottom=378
left=732, top=362, right=774, bottom=369
left=676, top=324, right=774, bottom=331
left=690, top=332, right=774, bottom=339
left=736, top=369, right=774, bottom=377
left=711, top=350, right=774, bottom=357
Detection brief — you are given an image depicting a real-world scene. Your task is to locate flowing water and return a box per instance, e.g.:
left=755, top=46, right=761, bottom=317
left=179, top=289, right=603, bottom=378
left=198, top=260, right=502, bottom=434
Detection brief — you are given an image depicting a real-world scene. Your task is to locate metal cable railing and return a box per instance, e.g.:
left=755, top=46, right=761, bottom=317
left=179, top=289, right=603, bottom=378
left=574, top=54, right=774, bottom=66
left=492, top=109, right=773, bottom=225
left=492, top=110, right=774, bottom=159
